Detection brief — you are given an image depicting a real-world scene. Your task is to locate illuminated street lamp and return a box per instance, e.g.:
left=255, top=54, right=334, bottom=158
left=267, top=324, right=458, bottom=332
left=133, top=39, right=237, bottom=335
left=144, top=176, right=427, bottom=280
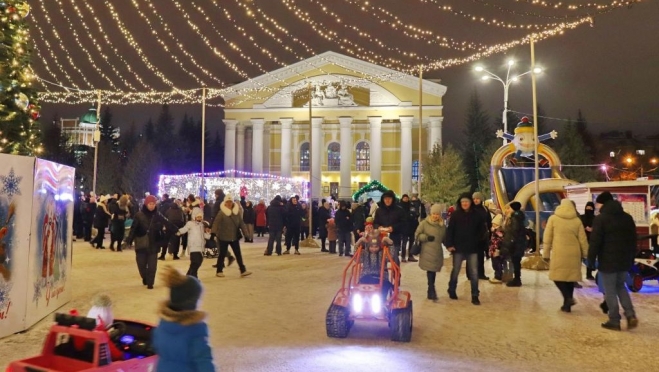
left=475, top=60, right=542, bottom=145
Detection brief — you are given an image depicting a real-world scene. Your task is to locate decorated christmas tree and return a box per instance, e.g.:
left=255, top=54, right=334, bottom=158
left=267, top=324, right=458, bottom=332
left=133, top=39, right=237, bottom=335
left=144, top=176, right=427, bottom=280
left=0, top=1, right=41, bottom=155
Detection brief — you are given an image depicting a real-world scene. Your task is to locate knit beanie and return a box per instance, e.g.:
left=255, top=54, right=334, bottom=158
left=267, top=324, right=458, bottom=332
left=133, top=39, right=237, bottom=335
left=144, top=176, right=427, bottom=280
left=87, top=294, right=113, bottom=327
left=596, top=191, right=613, bottom=204
left=191, top=207, right=203, bottom=220
left=430, top=204, right=442, bottom=215
left=144, top=195, right=157, bottom=205
left=224, top=194, right=234, bottom=202
left=162, top=266, right=202, bottom=312
left=509, top=201, right=522, bottom=211
left=472, top=192, right=484, bottom=201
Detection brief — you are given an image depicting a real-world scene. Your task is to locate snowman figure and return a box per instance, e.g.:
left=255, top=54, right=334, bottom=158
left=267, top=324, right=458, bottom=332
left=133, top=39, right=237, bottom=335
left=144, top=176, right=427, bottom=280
left=496, top=117, right=557, bottom=160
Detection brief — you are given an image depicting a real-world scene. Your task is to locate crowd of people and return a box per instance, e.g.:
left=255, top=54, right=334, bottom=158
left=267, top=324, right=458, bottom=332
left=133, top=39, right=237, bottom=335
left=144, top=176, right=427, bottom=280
left=75, top=186, right=648, bottom=331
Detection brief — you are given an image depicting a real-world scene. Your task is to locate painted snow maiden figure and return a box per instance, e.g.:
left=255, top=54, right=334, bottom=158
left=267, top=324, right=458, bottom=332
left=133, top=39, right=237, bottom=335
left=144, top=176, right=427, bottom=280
left=414, top=204, right=446, bottom=301
left=42, top=196, right=58, bottom=283
left=496, top=116, right=558, bottom=164
left=153, top=266, right=215, bottom=372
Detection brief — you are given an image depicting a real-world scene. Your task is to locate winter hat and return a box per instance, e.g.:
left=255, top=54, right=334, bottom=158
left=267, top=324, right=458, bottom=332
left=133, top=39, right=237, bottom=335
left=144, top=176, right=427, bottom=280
left=381, top=190, right=396, bottom=200
left=401, top=194, right=409, bottom=200
left=224, top=194, right=234, bottom=202
left=596, top=191, right=613, bottom=204
left=87, top=294, right=113, bottom=327
left=515, top=117, right=534, bottom=132
left=472, top=192, right=485, bottom=201
left=509, top=201, right=522, bottom=211
left=144, top=195, right=157, bottom=205
left=458, top=192, right=473, bottom=203
left=430, top=204, right=442, bottom=215
left=191, top=207, right=203, bottom=220
left=351, top=202, right=359, bottom=210
left=492, top=214, right=503, bottom=227
left=162, top=266, right=202, bottom=312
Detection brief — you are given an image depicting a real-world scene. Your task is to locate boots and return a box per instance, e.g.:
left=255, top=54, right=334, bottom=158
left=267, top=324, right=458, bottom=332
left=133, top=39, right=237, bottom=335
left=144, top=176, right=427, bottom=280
left=408, top=256, right=418, bottom=262
left=447, top=289, right=458, bottom=300
left=427, top=286, right=438, bottom=301
left=471, top=296, right=481, bottom=305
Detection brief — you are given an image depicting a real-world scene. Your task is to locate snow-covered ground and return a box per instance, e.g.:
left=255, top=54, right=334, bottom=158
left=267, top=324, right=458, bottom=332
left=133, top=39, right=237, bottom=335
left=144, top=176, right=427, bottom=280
left=3, top=237, right=659, bottom=371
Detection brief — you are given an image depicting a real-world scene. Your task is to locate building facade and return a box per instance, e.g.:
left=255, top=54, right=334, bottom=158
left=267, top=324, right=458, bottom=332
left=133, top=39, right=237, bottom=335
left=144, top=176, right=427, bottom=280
left=223, top=52, right=447, bottom=200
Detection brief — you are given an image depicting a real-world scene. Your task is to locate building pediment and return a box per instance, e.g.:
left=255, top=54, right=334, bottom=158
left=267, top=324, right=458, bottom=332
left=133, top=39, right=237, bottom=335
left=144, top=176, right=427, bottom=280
left=223, top=51, right=446, bottom=108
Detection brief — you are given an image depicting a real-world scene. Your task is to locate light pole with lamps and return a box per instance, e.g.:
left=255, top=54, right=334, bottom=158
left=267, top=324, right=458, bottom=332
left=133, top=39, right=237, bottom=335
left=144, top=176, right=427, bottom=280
left=475, top=61, right=542, bottom=146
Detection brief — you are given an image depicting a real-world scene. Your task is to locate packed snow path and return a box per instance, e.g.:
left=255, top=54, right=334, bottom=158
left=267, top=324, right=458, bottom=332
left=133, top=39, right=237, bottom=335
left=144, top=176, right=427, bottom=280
left=3, top=238, right=659, bottom=371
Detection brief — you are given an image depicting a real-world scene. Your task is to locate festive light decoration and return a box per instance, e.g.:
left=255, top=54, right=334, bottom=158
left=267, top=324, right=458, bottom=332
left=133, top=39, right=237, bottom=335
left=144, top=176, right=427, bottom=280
left=0, top=0, right=41, bottom=155
left=158, top=170, right=310, bottom=202
left=352, top=180, right=393, bottom=201
left=512, top=0, right=642, bottom=11
left=25, top=0, right=644, bottom=103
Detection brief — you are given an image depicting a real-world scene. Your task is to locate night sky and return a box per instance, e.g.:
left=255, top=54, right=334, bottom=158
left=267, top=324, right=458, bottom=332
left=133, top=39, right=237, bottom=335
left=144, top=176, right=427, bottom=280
left=32, top=1, right=659, bottom=147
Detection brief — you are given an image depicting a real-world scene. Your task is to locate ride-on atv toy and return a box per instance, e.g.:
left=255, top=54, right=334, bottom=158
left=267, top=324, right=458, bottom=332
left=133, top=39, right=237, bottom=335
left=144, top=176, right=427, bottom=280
left=626, top=249, right=659, bottom=292
left=325, top=232, right=413, bottom=342
left=6, top=313, right=158, bottom=371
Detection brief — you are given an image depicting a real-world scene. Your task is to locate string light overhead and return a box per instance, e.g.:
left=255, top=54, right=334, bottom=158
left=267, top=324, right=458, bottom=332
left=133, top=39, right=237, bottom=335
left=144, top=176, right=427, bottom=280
left=25, top=0, right=644, bottom=104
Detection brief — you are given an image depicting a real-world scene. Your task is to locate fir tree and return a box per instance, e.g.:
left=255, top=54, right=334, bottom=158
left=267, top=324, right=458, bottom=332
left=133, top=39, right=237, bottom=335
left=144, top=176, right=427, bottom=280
left=78, top=141, right=122, bottom=194
left=477, top=141, right=502, bottom=200
left=40, top=114, right=74, bottom=166
left=144, top=118, right=155, bottom=142
left=122, top=138, right=162, bottom=196
left=99, top=107, right=119, bottom=151
left=557, top=120, right=597, bottom=182
left=421, top=144, right=470, bottom=204
left=575, top=109, right=596, bottom=160
left=0, top=1, right=41, bottom=155
left=462, top=91, right=493, bottom=192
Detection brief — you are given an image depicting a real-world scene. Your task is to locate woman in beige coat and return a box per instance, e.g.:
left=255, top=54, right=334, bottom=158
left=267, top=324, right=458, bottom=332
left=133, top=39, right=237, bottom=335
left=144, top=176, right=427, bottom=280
left=415, top=204, right=446, bottom=301
left=542, top=199, right=589, bottom=313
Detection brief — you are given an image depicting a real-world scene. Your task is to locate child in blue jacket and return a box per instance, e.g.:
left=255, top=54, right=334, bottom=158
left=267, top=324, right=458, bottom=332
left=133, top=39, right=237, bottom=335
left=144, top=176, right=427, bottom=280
left=153, top=266, right=215, bottom=372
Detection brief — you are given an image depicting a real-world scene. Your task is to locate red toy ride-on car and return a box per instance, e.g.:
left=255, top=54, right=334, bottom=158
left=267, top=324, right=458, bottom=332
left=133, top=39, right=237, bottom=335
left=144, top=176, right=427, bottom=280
left=6, top=313, right=158, bottom=372
left=325, top=232, right=413, bottom=342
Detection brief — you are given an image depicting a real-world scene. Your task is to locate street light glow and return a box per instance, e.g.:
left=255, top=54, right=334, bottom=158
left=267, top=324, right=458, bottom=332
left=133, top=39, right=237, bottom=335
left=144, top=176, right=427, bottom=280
left=481, top=76, right=489, bottom=81
left=533, top=67, right=543, bottom=74
left=474, top=66, right=484, bottom=72
left=626, top=157, right=633, bottom=164
left=651, top=158, right=658, bottom=165
left=508, top=60, right=515, bottom=66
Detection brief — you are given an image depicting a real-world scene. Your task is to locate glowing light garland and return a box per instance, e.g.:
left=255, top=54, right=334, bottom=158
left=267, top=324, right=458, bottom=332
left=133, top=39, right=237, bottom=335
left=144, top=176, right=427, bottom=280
left=158, top=170, right=310, bottom=202
left=27, top=0, right=641, bottom=104
left=512, top=0, right=642, bottom=11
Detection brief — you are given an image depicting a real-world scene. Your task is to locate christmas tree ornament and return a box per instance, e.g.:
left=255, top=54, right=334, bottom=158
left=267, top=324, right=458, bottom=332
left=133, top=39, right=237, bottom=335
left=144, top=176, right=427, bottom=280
left=14, top=92, right=28, bottom=111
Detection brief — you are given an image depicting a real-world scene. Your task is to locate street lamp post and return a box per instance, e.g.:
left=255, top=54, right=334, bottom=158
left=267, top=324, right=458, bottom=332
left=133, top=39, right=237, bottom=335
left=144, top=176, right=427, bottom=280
left=475, top=61, right=542, bottom=146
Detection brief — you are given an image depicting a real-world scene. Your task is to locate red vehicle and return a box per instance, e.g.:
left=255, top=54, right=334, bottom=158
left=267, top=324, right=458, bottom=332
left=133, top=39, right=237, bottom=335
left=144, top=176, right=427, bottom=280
left=325, top=232, right=413, bottom=342
left=6, top=313, right=158, bottom=372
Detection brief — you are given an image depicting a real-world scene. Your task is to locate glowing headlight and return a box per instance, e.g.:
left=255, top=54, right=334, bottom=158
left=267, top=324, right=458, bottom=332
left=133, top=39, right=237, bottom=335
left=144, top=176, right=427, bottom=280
left=352, top=293, right=363, bottom=313
left=371, top=294, right=381, bottom=314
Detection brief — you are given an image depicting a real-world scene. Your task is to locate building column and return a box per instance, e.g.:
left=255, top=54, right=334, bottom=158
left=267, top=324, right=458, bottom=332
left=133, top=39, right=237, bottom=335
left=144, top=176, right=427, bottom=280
left=311, top=117, right=323, bottom=201
left=236, top=123, right=246, bottom=172
left=280, top=118, right=293, bottom=178
left=368, top=116, right=382, bottom=182
left=339, top=117, right=353, bottom=199
left=263, top=126, right=270, bottom=174
left=244, top=127, right=253, bottom=173
left=223, top=120, right=237, bottom=171
left=251, top=118, right=265, bottom=174
left=399, top=116, right=414, bottom=194
left=428, top=116, right=443, bottom=152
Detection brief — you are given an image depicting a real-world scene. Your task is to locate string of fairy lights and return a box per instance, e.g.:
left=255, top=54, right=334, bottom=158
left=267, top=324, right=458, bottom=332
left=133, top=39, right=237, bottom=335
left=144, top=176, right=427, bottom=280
left=25, top=0, right=644, bottom=105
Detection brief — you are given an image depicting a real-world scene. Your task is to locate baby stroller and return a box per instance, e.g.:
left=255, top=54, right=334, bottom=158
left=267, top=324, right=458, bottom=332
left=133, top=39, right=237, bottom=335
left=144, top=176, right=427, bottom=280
left=203, top=221, right=219, bottom=259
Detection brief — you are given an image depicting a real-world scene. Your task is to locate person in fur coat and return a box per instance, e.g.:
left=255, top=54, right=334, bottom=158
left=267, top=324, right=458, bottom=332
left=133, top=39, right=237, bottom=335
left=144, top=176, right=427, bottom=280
left=542, top=199, right=589, bottom=313
left=153, top=266, right=215, bottom=372
left=415, top=204, right=446, bottom=301
left=211, top=194, right=251, bottom=277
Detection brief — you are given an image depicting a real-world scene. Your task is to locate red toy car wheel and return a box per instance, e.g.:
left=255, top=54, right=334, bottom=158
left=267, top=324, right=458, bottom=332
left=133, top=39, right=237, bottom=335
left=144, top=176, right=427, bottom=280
left=629, top=274, right=643, bottom=292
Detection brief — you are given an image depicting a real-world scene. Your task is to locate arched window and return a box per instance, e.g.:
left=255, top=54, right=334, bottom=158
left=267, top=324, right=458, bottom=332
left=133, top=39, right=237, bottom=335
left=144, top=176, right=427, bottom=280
left=356, top=141, right=370, bottom=171
left=300, top=142, right=310, bottom=171
left=328, top=142, right=341, bottom=171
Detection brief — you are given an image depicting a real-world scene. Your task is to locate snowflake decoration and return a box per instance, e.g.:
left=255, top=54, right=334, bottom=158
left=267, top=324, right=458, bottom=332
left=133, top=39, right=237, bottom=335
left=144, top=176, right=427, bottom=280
left=0, top=281, right=12, bottom=310
left=272, top=182, right=280, bottom=190
left=164, top=177, right=171, bottom=185
left=185, top=182, right=193, bottom=189
left=0, top=168, right=22, bottom=197
left=33, top=280, right=44, bottom=304
left=256, top=180, right=264, bottom=187
left=285, top=184, right=292, bottom=191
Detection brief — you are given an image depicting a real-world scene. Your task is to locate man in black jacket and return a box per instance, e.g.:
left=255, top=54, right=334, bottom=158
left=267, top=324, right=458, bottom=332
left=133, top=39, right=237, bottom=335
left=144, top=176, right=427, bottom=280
left=373, top=190, right=405, bottom=265
left=265, top=195, right=286, bottom=255
left=335, top=201, right=353, bottom=256
left=163, top=200, right=186, bottom=260
left=399, top=194, right=419, bottom=263
left=284, top=196, right=303, bottom=255
left=588, top=191, right=639, bottom=331
left=445, top=193, right=487, bottom=305
left=472, top=192, right=492, bottom=280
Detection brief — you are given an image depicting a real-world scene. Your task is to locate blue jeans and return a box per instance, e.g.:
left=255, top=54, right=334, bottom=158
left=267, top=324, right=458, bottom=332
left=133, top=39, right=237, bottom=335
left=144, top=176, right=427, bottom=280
left=448, top=252, right=479, bottom=296
left=600, top=271, right=636, bottom=324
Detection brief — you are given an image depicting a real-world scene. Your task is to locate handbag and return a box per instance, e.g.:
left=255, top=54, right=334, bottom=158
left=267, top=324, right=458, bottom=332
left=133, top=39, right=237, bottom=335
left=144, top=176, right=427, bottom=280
left=410, top=239, right=422, bottom=256
left=134, top=234, right=150, bottom=250
left=230, top=215, right=243, bottom=241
